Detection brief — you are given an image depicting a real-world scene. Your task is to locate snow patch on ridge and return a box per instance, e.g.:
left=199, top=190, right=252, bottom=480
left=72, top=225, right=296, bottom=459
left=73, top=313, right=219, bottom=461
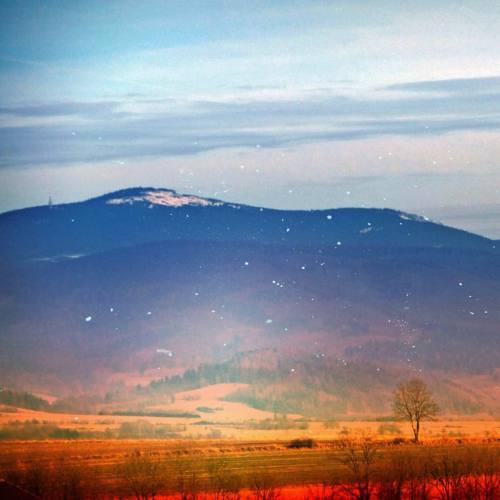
left=398, top=211, right=427, bottom=222
left=106, top=190, right=224, bottom=208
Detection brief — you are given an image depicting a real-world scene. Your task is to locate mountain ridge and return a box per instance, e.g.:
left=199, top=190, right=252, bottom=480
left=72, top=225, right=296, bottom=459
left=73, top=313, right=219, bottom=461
left=0, top=186, right=478, bottom=228
left=0, top=187, right=496, bottom=266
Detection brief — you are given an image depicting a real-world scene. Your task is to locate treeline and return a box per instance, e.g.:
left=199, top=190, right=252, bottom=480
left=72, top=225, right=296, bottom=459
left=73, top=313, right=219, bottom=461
left=101, top=410, right=200, bottom=418
left=0, top=421, right=80, bottom=440
left=145, top=354, right=393, bottom=417
left=147, top=357, right=278, bottom=392
left=0, top=389, right=50, bottom=411
left=224, top=385, right=348, bottom=417
left=0, top=388, right=102, bottom=415
left=0, top=420, right=186, bottom=440
left=248, top=417, right=309, bottom=431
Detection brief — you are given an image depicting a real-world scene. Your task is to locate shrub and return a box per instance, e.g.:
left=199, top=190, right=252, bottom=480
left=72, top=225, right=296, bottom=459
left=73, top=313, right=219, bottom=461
left=196, top=406, right=215, bottom=413
left=378, top=423, right=402, bottom=435
left=208, top=429, right=223, bottom=439
left=288, top=438, right=316, bottom=449
left=391, top=437, right=407, bottom=445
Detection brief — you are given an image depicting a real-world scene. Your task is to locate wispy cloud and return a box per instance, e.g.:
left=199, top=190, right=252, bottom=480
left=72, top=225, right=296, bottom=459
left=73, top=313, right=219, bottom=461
left=1, top=76, right=500, bottom=168
left=0, top=101, right=121, bottom=118
left=383, top=76, right=500, bottom=94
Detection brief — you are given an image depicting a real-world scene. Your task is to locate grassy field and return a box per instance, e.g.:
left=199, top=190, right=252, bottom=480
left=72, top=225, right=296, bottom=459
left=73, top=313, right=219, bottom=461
left=2, top=382, right=499, bottom=441
left=1, top=437, right=499, bottom=498
left=1, top=403, right=498, bottom=441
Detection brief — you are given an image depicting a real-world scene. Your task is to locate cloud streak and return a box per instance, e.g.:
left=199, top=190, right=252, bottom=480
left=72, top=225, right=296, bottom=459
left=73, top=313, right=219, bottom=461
left=1, top=76, right=500, bottom=168
left=0, top=101, right=121, bottom=118
left=383, top=76, right=500, bottom=94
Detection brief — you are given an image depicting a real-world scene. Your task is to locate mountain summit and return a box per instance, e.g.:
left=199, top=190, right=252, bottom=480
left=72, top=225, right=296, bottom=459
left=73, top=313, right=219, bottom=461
left=99, top=187, right=226, bottom=208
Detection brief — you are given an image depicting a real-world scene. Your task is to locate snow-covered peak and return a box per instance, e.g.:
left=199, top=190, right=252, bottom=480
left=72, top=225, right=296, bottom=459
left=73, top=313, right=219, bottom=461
left=105, top=189, right=224, bottom=208
left=398, top=211, right=428, bottom=222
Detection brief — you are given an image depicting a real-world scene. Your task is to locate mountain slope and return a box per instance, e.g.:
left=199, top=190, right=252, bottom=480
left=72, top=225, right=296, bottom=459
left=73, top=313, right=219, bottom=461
left=0, top=188, right=498, bottom=415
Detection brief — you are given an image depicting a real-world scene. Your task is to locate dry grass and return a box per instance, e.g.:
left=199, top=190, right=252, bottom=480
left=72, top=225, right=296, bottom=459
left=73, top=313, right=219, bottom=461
left=0, top=438, right=498, bottom=498
left=155, top=383, right=279, bottom=422
left=1, top=401, right=499, bottom=441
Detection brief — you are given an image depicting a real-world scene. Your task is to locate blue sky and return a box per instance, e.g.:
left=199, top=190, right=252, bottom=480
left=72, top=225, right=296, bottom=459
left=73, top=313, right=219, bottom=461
left=1, top=1, right=499, bottom=237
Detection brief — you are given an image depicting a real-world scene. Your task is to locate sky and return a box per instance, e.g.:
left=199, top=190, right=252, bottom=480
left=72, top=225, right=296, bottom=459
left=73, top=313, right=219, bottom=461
left=1, top=1, right=499, bottom=237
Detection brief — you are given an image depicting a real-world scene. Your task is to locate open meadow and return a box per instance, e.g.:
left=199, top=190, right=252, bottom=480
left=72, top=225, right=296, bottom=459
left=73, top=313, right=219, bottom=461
left=1, top=408, right=499, bottom=441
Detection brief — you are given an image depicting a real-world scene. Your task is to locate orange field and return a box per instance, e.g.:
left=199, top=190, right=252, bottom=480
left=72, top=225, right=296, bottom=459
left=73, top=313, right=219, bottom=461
left=0, top=437, right=499, bottom=498
left=1, top=407, right=498, bottom=440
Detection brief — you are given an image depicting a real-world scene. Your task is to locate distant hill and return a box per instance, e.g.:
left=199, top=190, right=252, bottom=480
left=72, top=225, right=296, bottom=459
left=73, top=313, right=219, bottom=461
left=0, top=187, right=496, bottom=265
left=0, top=188, right=498, bottom=416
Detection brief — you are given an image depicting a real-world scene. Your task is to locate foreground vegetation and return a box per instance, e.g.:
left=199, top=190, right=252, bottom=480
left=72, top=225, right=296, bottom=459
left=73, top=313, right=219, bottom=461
left=0, top=438, right=498, bottom=499
left=0, top=381, right=497, bottom=497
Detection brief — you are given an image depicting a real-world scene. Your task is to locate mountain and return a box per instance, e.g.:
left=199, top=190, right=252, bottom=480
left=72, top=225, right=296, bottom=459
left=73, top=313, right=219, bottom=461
left=1, top=187, right=496, bottom=265
left=0, top=188, right=498, bottom=415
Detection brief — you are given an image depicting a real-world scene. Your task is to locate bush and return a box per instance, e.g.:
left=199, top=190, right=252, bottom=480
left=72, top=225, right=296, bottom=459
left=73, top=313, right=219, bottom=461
left=118, top=420, right=183, bottom=438
left=208, top=429, right=223, bottom=439
left=378, top=423, right=402, bottom=435
left=288, top=438, right=316, bottom=449
left=196, top=406, right=215, bottom=413
left=391, top=437, right=407, bottom=445
left=323, top=420, right=339, bottom=429
left=249, top=418, right=307, bottom=430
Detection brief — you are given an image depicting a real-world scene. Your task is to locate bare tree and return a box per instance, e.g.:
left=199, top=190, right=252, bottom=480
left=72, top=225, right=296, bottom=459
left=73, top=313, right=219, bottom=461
left=175, top=457, right=200, bottom=500
left=52, top=456, right=86, bottom=500
left=338, top=438, right=378, bottom=500
left=306, top=483, right=336, bottom=500
left=393, top=379, right=439, bottom=443
left=20, top=458, right=50, bottom=497
left=378, top=451, right=432, bottom=500
left=249, top=469, right=281, bottom=500
left=207, top=457, right=241, bottom=500
left=119, top=450, right=165, bottom=500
